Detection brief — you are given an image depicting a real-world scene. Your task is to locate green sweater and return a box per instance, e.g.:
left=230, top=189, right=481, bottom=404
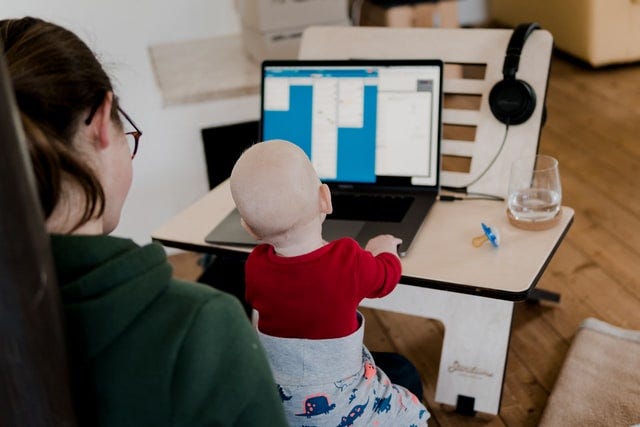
left=51, top=234, right=287, bottom=426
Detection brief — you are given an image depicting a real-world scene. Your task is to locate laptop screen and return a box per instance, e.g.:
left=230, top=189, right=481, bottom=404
left=260, top=59, right=443, bottom=189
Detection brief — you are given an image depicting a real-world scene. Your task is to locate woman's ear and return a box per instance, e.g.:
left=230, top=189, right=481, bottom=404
left=319, top=183, right=333, bottom=214
left=89, top=92, right=114, bottom=150
left=241, top=218, right=261, bottom=240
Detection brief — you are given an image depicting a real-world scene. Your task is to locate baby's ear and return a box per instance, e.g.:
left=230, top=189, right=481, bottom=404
left=240, top=218, right=261, bottom=240
left=319, top=184, right=332, bottom=214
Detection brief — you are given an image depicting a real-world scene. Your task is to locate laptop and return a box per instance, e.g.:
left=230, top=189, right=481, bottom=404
left=206, top=59, right=443, bottom=256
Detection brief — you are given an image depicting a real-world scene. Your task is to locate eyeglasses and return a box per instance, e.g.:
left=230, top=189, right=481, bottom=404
left=117, top=106, right=142, bottom=159
left=85, top=100, right=143, bottom=159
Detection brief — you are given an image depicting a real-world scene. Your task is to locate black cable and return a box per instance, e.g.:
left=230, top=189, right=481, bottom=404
left=438, top=194, right=504, bottom=202
left=464, top=124, right=510, bottom=188
left=440, top=124, right=510, bottom=201
left=438, top=195, right=462, bottom=202
left=441, top=185, right=467, bottom=194
left=439, top=187, right=504, bottom=201
left=465, top=192, right=505, bottom=201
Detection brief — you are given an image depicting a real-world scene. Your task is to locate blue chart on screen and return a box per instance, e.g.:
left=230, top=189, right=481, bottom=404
left=263, top=68, right=378, bottom=183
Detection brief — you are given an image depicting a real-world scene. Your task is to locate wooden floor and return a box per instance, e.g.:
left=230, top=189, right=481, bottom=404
left=167, top=54, right=640, bottom=426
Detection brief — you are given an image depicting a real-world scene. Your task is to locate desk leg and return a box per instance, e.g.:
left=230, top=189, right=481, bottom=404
left=361, top=284, right=514, bottom=415
left=527, top=288, right=561, bottom=304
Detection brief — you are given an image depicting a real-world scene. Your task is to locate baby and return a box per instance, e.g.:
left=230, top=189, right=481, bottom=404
left=230, top=139, right=429, bottom=426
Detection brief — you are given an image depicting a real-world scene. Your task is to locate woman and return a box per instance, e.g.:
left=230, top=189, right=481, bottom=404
left=1, top=17, right=287, bottom=426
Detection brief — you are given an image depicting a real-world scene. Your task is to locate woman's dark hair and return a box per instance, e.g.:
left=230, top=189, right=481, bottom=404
left=0, top=17, right=121, bottom=230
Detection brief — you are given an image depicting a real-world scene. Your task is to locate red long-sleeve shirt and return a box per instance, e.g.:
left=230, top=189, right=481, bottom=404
left=245, top=238, right=402, bottom=339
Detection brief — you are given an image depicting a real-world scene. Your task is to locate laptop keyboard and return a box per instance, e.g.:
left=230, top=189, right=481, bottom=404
left=329, top=193, right=414, bottom=223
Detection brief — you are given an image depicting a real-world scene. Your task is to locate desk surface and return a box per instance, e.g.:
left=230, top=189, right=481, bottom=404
left=152, top=180, right=573, bottom=301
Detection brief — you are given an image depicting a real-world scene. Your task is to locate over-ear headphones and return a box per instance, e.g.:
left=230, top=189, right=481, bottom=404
left=489, top=23, right=540, bottom=125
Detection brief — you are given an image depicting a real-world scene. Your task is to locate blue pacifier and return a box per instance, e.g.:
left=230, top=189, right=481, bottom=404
left=472, top=223, right=500, bottom=248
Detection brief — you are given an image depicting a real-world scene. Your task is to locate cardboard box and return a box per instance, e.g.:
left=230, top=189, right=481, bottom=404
left=241, top=20, right=351, bottom=63
left=358, top=0, right=458, bottom=28
left=489, top=0, right=640, bottom=67
left=236, top=0, right=349, bottom=32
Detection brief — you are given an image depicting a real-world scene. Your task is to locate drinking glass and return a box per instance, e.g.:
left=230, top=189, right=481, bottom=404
left=507, top=154, right=562, bottom=227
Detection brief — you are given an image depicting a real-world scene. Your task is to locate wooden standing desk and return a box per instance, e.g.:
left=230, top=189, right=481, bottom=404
left=152, top=180, right=573, bottom=415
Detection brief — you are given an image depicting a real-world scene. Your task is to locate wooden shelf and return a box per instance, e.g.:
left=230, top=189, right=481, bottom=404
left=149, top=34, right=260, bottom=106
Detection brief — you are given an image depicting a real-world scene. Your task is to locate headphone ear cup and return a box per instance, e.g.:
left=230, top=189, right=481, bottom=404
left=489, top=79, right=537, bottom=125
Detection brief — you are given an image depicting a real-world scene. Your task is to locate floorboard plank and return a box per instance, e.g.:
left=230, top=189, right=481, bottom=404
left=499, top=347, right=550, bottom=427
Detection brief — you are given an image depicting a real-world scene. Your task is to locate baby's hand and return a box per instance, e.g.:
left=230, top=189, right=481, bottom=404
left=365, top=234, right=402, bottom=257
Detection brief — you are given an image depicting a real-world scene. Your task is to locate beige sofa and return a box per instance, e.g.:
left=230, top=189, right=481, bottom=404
left=489, top=0, right=640, bottom=66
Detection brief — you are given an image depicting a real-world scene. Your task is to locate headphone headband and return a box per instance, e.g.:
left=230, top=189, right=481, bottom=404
left=502, top=23, right=540, bottom=79
left=489, top=22, right=541, bottom=126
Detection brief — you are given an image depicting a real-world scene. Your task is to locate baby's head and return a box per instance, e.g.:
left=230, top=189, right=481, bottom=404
left=230, top=140, right=331, bottom=241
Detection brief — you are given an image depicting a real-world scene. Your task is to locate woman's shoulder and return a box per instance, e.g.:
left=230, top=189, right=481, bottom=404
left=138, top=279, right=259, bottom=379
left=166, top=281, right=287, bottom=426
left=160, top=278, right=245, bottom=319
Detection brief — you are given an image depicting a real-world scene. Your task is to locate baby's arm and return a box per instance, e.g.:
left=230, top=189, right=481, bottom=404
left=364, top=234, right=402, bottom=258
left=354, top=235, right=403, bottom=299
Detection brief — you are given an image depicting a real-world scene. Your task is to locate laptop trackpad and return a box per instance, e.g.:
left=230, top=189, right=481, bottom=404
left=323, top=219, right=365, bottom=242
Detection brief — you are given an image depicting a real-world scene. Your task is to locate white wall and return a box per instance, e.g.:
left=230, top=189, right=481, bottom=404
left=2, top=0, right=489, bottom=247
left=1, top=0, right=259, bottom=246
